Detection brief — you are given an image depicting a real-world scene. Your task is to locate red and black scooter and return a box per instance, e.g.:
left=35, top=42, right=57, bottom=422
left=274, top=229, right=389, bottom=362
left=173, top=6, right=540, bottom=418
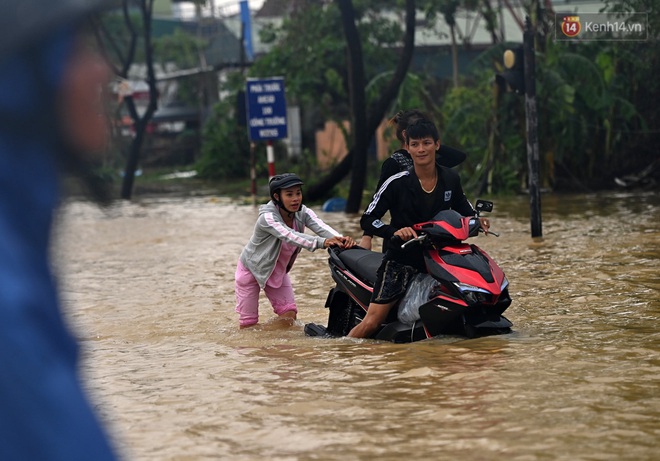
left=304, top=200, right=512, bottom=342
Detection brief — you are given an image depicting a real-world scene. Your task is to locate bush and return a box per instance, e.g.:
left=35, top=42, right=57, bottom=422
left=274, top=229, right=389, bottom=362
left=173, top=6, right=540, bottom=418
left=196, top=99, right=251, bottom=179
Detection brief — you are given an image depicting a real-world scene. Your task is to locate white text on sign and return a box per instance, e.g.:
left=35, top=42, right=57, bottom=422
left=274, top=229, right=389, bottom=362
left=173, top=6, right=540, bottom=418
left=248, top=82, right=282, bottom=93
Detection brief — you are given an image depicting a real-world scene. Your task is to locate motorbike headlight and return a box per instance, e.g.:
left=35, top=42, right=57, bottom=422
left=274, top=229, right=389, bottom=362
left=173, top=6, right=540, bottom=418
left=454, top=282, right=491, bottom=294
left=500, top=276, right=509, bottom=291
left=454, top=282, right=492, bottom=304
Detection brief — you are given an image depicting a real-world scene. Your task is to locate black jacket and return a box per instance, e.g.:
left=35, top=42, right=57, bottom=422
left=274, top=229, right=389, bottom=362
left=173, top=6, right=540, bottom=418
left=361, top=166, right=475, bottom=268
left=364, top=147, right=468, bottom=246
left=377, top=147, right=467, bottom=191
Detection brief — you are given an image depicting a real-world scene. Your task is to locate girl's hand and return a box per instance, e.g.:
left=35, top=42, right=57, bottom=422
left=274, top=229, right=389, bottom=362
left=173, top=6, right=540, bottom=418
left=324, top=236, right=344, bottom=248
left=325, top=236, right=356, bottom=249
left=339, top=236, right=356, bottom=248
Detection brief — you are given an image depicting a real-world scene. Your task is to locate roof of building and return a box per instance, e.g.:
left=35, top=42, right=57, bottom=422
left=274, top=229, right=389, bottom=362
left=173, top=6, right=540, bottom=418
left=254, top=0, right=296, bottom=19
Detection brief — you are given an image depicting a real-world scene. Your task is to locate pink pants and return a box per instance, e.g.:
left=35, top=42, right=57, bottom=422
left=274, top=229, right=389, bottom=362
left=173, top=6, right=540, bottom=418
left=235, top=261, right=297, bottom=327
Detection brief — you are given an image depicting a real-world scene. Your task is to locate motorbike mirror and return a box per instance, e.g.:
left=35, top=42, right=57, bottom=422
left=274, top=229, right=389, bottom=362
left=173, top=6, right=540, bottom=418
left=475, top=200, right=493, bottom=214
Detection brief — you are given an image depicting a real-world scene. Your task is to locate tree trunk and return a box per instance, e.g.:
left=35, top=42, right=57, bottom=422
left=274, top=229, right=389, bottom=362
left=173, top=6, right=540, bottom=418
left=337, top=0, right=368, bottom=214
left=306, top=0, right=417, bottom=209
left=118, top=0, right=158, bottom=200
left=121, top=120, right=146, bottom=199
left=451, top=24, right=459, bottom=87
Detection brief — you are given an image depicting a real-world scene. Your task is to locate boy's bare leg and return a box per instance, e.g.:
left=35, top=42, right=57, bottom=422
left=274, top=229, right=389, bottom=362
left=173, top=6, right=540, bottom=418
left=347, top=302, right=394, bottom=338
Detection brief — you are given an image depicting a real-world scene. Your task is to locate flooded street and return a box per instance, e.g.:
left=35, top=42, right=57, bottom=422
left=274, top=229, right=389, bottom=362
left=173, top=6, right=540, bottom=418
left=54, top=191, right=659, bottom=461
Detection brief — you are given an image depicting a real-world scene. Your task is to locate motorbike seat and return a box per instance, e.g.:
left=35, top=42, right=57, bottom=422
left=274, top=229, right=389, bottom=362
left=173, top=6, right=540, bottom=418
left=337, top=248, right=383, bottom=286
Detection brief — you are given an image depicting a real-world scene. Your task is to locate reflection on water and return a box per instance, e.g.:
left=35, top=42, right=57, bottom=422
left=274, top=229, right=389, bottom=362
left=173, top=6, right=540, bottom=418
left=54, top=192, right=659, bottom=460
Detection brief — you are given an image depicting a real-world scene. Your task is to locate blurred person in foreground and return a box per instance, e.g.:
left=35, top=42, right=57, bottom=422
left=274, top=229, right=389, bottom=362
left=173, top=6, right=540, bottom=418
left=0, top=0, right=119, bottom=459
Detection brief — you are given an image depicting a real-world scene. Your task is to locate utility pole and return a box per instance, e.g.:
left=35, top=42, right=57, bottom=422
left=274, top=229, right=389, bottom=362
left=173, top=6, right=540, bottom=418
left=495, top=16, right=543, bottom=238
left=524, top=16, right=542, bottom=238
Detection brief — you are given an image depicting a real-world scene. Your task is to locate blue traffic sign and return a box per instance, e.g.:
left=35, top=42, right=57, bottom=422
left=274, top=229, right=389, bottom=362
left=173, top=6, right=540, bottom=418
left=246, top=77, right=288, bottom=141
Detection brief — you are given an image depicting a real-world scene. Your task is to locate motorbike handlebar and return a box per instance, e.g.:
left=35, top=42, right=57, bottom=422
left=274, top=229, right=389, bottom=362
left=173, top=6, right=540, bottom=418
left=391, top=217, right=501, bottom=249
left=399, top=234, right=427, bottom=249
left=390, top=234, right=423, bottom=249
left=479, top=227, right=500, bottom=237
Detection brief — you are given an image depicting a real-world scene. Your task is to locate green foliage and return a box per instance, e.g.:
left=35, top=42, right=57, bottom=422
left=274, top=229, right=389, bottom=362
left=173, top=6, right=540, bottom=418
left=250, top=1, right=402, bottom=120
left=197, top=88, right=292, bottom=182
left=446, top=3, right=655, bottom=192
left=198, top=0, right=419, bottom=182
left=153, top=29, right=207, bottom=106
left=97, top=9, right=148, bottom=69
left=441, top=81, right=492, bottom=162
left=154, top=29, right=203, bottom=68
left=440, top=72, right=524, bottom=194
left=252, top=4, right=347, bottom=116
left=535, top=39, right=645, bottom=185
left=196, top=98, right=252, bottom=179
left=371, top=71, right=430, bottom=115
left=195, top=0, right=659, bottom=192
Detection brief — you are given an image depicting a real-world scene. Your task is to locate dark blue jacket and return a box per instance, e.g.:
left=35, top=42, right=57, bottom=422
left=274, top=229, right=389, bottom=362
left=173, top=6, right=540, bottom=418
left=0, top=30, right=117, bottom=460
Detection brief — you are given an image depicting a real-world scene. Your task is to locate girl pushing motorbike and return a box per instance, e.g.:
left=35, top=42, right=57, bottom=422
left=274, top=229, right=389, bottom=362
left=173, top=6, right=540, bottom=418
left=235, top=173, right=355, bottom=328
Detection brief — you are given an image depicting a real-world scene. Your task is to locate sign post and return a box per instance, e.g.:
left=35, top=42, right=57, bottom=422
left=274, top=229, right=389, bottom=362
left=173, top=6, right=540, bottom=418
left=245, top=77, right=288, bottom=195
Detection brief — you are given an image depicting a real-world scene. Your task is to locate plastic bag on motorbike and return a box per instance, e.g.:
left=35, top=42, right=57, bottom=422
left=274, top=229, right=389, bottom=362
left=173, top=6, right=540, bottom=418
left=397, top=273, right=437, bottom=325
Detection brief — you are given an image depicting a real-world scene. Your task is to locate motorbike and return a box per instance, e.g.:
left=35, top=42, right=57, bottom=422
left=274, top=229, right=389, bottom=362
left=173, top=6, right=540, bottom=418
left=304, top=200, right=512, bottom=343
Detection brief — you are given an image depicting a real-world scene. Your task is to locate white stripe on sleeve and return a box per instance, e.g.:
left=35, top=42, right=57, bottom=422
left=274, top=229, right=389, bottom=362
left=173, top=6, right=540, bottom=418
left=264, top=212, right=316, bottom=249
left=364, top=171, right=408, bottom=215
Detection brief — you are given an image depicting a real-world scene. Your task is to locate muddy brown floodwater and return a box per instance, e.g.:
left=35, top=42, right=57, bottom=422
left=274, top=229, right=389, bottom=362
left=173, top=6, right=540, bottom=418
left=53, top=191, right=658, bottom=461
